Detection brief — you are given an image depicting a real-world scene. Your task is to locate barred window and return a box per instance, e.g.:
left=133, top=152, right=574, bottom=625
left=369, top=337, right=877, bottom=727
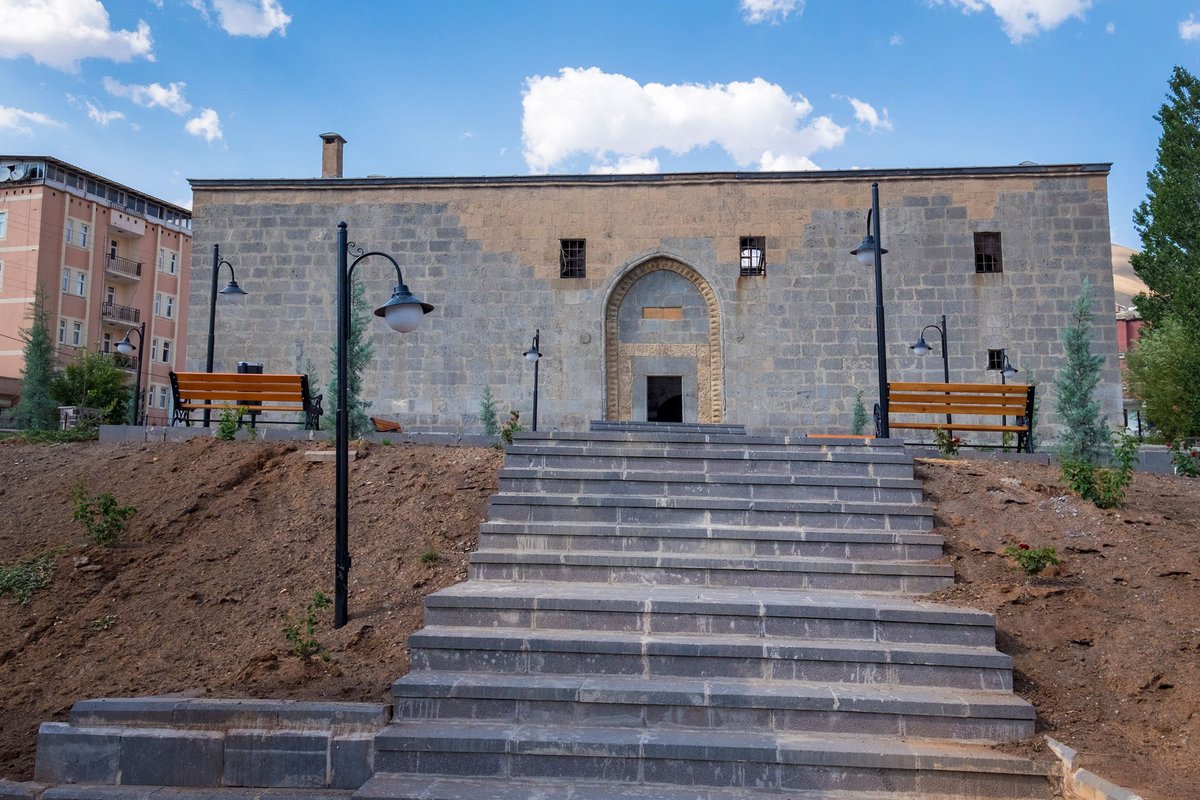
left=739, top=236, right=766, bottom=276
left=559, top=239, right=586, bottom=278
left=987, top=349, right=1005, bottom=370
left=974, top=232, right=1003, bottom=273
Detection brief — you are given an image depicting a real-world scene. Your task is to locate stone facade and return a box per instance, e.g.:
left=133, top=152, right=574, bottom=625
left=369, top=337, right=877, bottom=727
left=188, top=165, right=1120, bottom=441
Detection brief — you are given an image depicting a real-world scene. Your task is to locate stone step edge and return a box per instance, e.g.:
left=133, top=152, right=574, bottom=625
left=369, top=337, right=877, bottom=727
left=42, top=788, right=354, bottom=800
left=506, top=444, right=913, bottom=464
left=65, top=697, right=390, bottom=730
left=354, top=773, right=981, bottom=800
left=497, top=467, right=923, bottom=489
left=478, top=520, right=944, bottom=543
left=407, top=626, right=1013, bottom=669
left=488, top=493, right=934, bottom=516
left=525, top=430, right=900, bottom=448
left=371, top=721, right=1047, bottom=775
left=424, top=581, right=994, bottom=626
left=388, top=672, right=1035, bottom=719
left=468, top=550, right=954, bottom=576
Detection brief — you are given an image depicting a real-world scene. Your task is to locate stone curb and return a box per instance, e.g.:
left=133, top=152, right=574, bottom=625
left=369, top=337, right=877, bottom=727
left=0, top=780, right=43, bottom=800
left=1046, top=737, right=1145, bottom=800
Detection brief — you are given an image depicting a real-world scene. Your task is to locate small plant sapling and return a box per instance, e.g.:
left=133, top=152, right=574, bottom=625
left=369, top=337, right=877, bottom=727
left=1003, top=543, right=1061, bottom=576
left=932, top=427, right=961, bottom=456
left=283, top=591, right=332, bottom=660
left=499, top=409, right=524, bottom=446
left=851, top=390, right=868, bottom=436
left=71, top=483, right=136, bottom=547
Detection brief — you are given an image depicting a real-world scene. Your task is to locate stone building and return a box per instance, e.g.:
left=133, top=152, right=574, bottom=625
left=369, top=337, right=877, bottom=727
left=187, top=137, right=1120, bottom=441
left=1, top=157, right=192, bottom=424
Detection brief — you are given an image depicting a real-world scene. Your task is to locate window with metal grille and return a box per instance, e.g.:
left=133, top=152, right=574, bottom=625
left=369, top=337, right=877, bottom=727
left=560, top=239, right=586, bottom=278
left=987, top=349, right=1005, bottom=370
left=974, top=232, right=1003, bottom=273
left=739, top=236, right=766, bottom=276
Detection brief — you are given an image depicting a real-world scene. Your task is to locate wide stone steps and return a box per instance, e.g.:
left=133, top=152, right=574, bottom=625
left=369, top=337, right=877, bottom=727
left=389, top=672, right=1035, bottom=742
left=478, top=520, right=945, bottom=561
left=41, top=788, right=354, bottom=800
left=487, top=493, right=934, bottom=533
left=368, top=722, right=1048, bottom=798
left=406, top=627, right=1015, bottom=691
left=421, top=582, right=998, bottom=648
left=467, top=550, right=954, bottom=593
left=496, top=468, right=925, bottom=505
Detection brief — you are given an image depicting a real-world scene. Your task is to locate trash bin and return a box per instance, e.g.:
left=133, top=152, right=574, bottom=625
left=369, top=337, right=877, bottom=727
left=237, top=362, right=263, bottom=425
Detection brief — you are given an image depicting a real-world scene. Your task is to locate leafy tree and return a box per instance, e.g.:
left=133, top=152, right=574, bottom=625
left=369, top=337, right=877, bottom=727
left=1055, top=277, right=1109, bottom=463
left=50, top=350, right=131, bottom=426
left=327, top=277, right=375, bottom=438
left=13, top=291, right=59, bottom=431
left=1126, top=316, right=1200, bottom=441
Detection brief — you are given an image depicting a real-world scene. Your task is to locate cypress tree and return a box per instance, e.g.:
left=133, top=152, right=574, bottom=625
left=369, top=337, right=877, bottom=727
left=14, top=290, right=60, bottom=431
left=1130, top=66, right=1200, bottom=330
left=327, top=277, right=375, bottom=438
left=1055, top=277, right=1109, bottom=463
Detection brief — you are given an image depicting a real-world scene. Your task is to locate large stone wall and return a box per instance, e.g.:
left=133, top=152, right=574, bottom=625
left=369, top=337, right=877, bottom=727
left=188, top=166, right=1120, bottom=441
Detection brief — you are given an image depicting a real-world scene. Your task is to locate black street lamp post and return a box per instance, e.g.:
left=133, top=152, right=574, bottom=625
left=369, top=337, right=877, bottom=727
left=523, top=330, right=541, bottom=432
left=204, top=243, right=249, bottom=427
left=911, top=314, right=952, bottom=428
left=850, top=182, right=890, bottom=438
left=334, top=222, right=434, bottom=629
left=116, top=322, right=147, bottom=425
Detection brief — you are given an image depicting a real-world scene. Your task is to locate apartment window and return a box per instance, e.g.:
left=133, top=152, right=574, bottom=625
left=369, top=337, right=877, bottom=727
left=0, top=210, right=7, bottom=239
left=161, top=340, right=172, bottom=364
left=158, top=386, right=170, bottom=410
left=65, top=218, right=74, bottom=244
left=559, top=239, right=586, bottom=278
left=71, top=321, right=83, bottom=347
left=974, top=232, right=1003, bottom=274
left=158, top=248, right=178, bottom=275
left=102, top=332, right=112, bottom=353
left=154, top=292, right=162, bottom=316
left=106, top=286, right=115, bottom=306
left=151, top=337, right=159, bottom=361
left=79, top=222, right=90, bottom=248
left=165, top=295, right=175, bottom=319
left=58, top=319, right=67, bottom=344
left=61, top=268, right=70, bottom=293
left=739, top=236, right=766, bottom=277
left=75, top=271, right=86, bottom=296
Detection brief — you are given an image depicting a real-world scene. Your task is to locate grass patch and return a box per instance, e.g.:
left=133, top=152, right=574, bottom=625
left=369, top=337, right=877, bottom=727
left=0, top=548, right=63, bottom=605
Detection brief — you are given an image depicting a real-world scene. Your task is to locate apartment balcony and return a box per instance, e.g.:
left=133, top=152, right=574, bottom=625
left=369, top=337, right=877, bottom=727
left=104, top=253, right=142, bottom=281
left=110, top=352, right=138, bottom=371
left=101, top=302, right=140, bottom=325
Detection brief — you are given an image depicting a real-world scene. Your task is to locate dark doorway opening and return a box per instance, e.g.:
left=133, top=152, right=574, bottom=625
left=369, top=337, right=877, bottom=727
left=647, top=375, right=683, bottom=423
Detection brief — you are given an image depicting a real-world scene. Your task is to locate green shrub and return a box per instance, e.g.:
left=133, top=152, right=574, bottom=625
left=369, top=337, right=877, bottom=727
left=932, top=427, right=960, bottom=456
left=283, top=591, right=332, bottom=660
left=479, top=386, right=500, bottom=436
left=420, top=548, right=440, bottom=565
left=851, top=390, right=868, bottom=436
left=1003, top=544, right=1060, bottom=576
left=215, top=407, right=243, bottom=441
left=499, top=409, right=524, bottom=446
left=1062, top=431, right=1140, bottom=509
left=0, top=549, right=60, bottom=605
left=71, top=483, right=136, bottom=547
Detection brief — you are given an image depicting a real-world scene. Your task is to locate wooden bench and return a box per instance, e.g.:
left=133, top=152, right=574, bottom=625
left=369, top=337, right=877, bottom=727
left=169, top=372, right=323, bottom=430
left=884, top=381, right=1035, bottom=452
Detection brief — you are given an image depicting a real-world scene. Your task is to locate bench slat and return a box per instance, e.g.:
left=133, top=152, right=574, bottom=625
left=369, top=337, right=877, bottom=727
left=889, top=381, right=1029, bottom=395
left=890, top=422, right=1030, bottom=433
left=890, top=403, right=1028, bottom=415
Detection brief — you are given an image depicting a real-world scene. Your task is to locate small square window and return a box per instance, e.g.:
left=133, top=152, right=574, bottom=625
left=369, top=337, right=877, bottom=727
left=559, top=239, right=586, bottom=278
left=974, top=232, right=1003, bottom=273
left=987, top=349, right=1006, bottom=370
left=739, top=236, right=766, bottom=276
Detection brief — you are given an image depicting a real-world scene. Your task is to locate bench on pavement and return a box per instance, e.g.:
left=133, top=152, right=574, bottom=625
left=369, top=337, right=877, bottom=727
left=169, top=371, right=323, bottom=430
left=884, top=381, right=1035, bottom=452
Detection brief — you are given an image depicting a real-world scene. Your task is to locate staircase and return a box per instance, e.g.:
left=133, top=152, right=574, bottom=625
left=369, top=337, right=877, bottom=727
left=359, top=425, right=1050, bottom=799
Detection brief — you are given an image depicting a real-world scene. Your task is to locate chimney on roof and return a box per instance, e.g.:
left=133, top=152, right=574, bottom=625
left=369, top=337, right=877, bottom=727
left=320, top=132, right=346, bottom=178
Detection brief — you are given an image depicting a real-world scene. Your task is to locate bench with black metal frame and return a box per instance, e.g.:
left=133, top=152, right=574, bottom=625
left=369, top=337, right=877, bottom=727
left=168, top=371, right=323, bottom=430
left=883, top=381, right=1035, bottom=453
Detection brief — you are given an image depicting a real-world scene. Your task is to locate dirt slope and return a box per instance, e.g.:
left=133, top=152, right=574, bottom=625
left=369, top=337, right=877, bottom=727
left=0, top=439, right=1197, bottom=800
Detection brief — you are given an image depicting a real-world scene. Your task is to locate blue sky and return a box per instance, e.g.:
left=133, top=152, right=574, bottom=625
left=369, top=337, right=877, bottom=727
left=2, top=0, right=1200, bottom=248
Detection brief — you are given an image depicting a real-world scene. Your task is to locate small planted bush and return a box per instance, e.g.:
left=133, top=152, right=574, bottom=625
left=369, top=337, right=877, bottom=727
left=1004, top=543, right=1060, bottom=576
left=283, top=591, right=332, bottom=660
left=71, top=483, right=136, bottom=547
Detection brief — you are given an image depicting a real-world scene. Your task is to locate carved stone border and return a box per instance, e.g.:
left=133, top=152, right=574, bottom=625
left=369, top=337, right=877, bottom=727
left=604, top=258, right=723, bottom=423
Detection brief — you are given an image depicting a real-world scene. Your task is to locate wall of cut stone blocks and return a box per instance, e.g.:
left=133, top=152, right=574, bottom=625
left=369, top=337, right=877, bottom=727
left=188, top=169, right=1121, bottom=443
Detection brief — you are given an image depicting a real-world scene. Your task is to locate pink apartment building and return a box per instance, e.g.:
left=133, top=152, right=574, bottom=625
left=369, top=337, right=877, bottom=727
left=0, top=157, right=192, bottom=425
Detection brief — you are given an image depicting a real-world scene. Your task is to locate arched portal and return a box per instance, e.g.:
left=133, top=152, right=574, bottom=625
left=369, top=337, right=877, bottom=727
left=603, top=257, right=723, bottom=423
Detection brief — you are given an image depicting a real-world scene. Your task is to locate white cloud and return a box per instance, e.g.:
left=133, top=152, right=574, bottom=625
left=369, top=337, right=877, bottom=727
left=185, top=107, right=222, bottom=142
left=104, top=77, right=191, bottom=115
left=589, top=156, right=662, bottom=175
left=846, top=97, right=893, bottom=132
left=0, top=104, right=62, bottom=134
left=1181, top=14, right=1200, bottom=41
left=890, top=33, right=904, bottom=45
left=86, top=101, right=124, bottom=126
left=741, top=0, right=803, bottom=24
left=930, top=0, right=1092, bottom=43
left=1105, top=21, right=1115, bottom=34
left=211, top=0, right=290, bottom=36
left=0, top=0, right=153, bottom=71
left=521, top=68, right=845, bottom=174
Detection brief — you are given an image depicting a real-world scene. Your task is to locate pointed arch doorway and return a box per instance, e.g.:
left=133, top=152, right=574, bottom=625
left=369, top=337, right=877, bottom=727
left=603, top=257, right=724, bottom=423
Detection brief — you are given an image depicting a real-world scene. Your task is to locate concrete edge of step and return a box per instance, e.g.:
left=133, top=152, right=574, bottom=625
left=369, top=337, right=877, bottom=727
left=1046, top=737, right=1146, bottom=800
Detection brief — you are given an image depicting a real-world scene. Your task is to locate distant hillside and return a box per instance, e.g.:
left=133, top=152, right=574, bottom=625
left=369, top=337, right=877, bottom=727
left=1112, top=243, right=1149, bottom=310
